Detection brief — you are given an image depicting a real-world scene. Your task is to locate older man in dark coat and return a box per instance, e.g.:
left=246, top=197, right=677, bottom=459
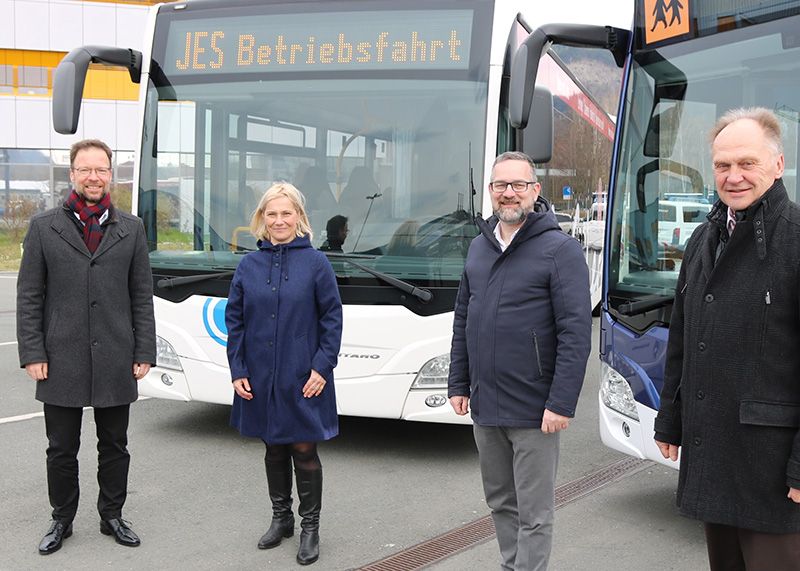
left=17, top=139, right=156, bottom=555
left=655, top=108, right=800, bottom=570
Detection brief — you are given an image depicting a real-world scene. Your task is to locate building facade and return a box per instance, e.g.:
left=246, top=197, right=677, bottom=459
left=0, top=0, right=155, bottom=216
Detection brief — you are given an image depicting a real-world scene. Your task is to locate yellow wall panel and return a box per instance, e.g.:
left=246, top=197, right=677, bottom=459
left=0, top=49, right=138, bottom=101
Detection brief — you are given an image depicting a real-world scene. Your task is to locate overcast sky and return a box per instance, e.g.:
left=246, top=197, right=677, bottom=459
left=534, top=1, right=634, bottom=30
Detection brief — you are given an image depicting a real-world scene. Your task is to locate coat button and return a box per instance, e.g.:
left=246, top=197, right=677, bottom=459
left=696, top=390, right=705, bottom=400
left=693, top=437, right=702, bottom=446
left=704, top=294, right=714, bottom=303
left=268, top=341, right=274, bottom=347
left=698, top=342, right=706, bottom=351
left=90, top=261, right=96, bottom=267
left=275, top=263, right=279, bottom=267
left=271, top=314, right=275, bottom=319
left=91, top=340, right=98, bottom=346
left=271, top=287, right=277, bottom=292
left=90, top=301, right=98, bottom=308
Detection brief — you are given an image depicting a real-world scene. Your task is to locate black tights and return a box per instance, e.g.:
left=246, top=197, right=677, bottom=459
left=264, top=442, right=321, bottom=472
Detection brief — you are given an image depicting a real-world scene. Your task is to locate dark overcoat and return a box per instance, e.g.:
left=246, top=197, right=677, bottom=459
left=655, top=180, right=800, bottom=533
left=17, top=205, right=156, bottom=408
left=226, top=235, right=342, bottom=444
left=447, top=198, right=593, bottom=427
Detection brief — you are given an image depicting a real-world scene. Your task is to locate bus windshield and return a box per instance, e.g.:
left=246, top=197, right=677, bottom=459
left=607, top=12, right=800, bottom=329
left=138, top=1, right=491, bottom=293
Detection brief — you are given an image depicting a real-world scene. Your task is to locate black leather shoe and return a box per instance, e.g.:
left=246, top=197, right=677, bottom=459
left=296, top=529, right=320, bottom=565
left=100, top=518, right=141, bottom=547
left=258, top=515, right=294, bottom=549
left=38, top=520, right=73, bottom=555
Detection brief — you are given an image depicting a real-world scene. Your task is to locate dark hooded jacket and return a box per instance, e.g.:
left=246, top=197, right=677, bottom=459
left=226, top=235, right=343, bottom=444
left=655, top=179, right=800, bottom=533
left=447, top=198, right=592, bottom=427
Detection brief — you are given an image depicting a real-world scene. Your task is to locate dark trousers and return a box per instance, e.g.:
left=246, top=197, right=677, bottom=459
left=705, top=522, right=800, bottom=571
left=44, top=403, right=131, bottom=523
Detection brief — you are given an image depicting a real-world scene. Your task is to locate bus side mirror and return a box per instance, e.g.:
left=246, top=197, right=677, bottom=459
left=509, top=28, right=546, bottom=130
left=53, top=46, right=143, bottom=135
left=509, top=24, right=630, bottom=129
left=520, top=87, right=553, bottom=163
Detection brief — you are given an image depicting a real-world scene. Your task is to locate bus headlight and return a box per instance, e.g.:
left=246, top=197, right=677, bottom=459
left=156, top=336, right=183, bottom=371
left=600, top=362, right=639, bottom=421
left=411, top=354, right=450, bottom=389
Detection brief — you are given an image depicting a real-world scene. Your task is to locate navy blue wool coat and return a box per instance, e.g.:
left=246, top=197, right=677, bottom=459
left=226, top=235, right=343, bottom=444
left=448, top=199, right=592, bottom=427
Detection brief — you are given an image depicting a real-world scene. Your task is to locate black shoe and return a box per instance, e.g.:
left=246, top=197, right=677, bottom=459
left=257, top=515, right=294, bottom=549
left=295, top=468, right=322, bottom=565
left=100, top=518, right=141, bottom=547
left=38, top=520, right=73, bottom=555
left=259, top=452, right=294, bottom=550
left=296, top=529, right=320, bottom=565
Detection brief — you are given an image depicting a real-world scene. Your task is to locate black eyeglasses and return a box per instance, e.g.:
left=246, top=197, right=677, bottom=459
left=72, top=167, right=111, bottom=177
left=489, top=180, right=536, bottom=193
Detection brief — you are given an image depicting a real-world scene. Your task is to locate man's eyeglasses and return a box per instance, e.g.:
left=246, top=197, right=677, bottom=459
left=489, top=180, right=536, bottom=193
left=72, top=167, right=111, bottom=177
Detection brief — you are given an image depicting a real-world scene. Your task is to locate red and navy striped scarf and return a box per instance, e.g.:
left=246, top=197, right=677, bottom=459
left=65, top=189, right=111, bottom=253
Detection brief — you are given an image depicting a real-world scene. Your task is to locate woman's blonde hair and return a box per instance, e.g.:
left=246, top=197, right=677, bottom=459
left=250, top=182, right=313, bottom=242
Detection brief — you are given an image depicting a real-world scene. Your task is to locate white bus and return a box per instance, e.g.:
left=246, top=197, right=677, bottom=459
left=52, top=0, right=631, bottom=423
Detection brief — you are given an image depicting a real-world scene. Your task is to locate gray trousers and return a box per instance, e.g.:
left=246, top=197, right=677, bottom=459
left=473, top=425, right=559, bottom=571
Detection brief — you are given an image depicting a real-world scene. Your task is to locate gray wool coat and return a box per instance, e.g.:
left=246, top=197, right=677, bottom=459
left=16, top=204, right=156, bottom=408
left=655, top=180, right=800, bottom=534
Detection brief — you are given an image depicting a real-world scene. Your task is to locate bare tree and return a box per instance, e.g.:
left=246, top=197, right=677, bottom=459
left=3, top=194, right=41, bottom=242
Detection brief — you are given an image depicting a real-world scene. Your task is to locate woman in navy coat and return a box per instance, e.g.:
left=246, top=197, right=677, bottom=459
left=226, top=182, right=342, bottom=566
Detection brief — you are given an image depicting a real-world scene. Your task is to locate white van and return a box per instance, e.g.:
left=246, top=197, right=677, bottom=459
left=658, top=201, right=711, bottom=247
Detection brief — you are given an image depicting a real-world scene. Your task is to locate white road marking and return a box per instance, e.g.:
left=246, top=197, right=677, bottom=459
left=0, top=411, right=46, bottom=424
left=0, top=397, right=151, bottom=425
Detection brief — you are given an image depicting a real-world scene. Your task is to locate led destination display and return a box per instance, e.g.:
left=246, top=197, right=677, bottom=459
left=164, top=10, right=474, bottom=74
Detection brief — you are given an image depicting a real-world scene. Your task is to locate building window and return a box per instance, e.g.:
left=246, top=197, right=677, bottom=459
left=0, top=65, right=12, bottom=93
left=18, top=66, right=48, bottom=95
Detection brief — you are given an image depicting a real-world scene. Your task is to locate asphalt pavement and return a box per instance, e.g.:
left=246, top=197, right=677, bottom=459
left=0, top=272, right=707, bottom=570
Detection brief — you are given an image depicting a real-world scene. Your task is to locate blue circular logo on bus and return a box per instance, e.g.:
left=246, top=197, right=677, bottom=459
left=202, top=298, right=228, bottom=346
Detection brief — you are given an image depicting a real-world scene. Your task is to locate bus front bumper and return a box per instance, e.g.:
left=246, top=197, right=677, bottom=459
left=598, top=393, right=680, bottom=469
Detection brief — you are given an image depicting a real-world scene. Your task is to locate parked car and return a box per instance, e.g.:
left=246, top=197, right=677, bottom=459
left=658, top=200, right=711, bottom=247
left=554, top=212, right=573, bottom=234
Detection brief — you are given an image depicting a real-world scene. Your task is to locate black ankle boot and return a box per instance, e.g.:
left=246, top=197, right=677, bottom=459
left=295, top=468, right=322, bottom=565
left=258, top=457, right=294, bottom=549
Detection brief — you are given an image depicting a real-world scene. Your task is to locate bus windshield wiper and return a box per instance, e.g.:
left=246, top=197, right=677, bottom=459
left=617, top=294, right=674, bottom=316
left=325, top=252, right=433, bottom=303
left=157, top=270, right=235, bottom=289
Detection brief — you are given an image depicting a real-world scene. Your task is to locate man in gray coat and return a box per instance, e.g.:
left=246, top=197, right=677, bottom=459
left=448, top=152, right=592, bottom=570
left=17, top=139, right=156, bottom=555
left=655, top=108, right=800, bottom=569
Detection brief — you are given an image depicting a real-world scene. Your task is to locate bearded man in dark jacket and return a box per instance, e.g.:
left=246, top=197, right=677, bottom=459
left=655, top=108, right=800, bottom=570
left=448, top=151, right=592, bottom=571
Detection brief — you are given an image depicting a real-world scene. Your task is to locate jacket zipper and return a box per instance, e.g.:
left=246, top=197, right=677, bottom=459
left=531, top=330, right=543, bottom=377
